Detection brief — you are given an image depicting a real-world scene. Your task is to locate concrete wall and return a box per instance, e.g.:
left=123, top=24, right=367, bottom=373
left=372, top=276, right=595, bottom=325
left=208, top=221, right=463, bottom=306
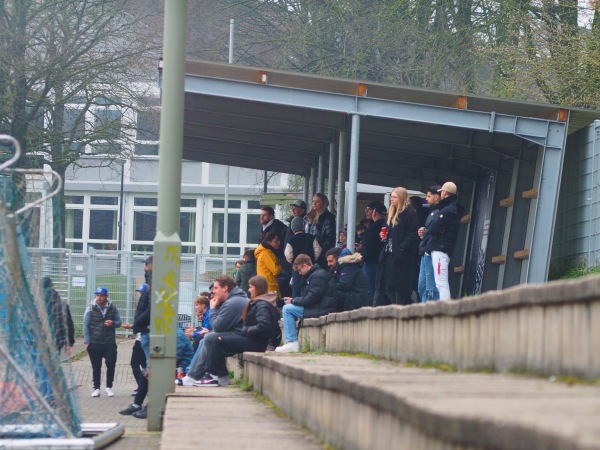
left=300, top=275, right=600, bottom=379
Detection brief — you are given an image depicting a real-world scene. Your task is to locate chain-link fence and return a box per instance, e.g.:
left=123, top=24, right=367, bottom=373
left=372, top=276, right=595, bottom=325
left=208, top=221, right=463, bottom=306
left=28, top=248, right=238, bottom=338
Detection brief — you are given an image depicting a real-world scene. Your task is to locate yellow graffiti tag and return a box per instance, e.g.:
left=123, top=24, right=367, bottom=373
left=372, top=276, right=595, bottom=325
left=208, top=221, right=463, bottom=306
left=154, top=287, right=177, bottom=333
left=164, top=270, right=177, bottom=291
left=166, top=245, right=180, bottom=266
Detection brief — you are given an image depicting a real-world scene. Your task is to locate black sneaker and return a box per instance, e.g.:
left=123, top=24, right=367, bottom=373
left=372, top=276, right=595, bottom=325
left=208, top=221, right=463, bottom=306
left=119, top=404, right=142, bottom=415
left=132, top=407, right=147, bottom=419
left=193, top=373, right=219, bottom=387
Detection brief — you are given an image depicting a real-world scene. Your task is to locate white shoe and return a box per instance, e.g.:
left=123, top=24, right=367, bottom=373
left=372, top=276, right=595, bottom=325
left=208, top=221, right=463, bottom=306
left=105, top=387, right=114, bottom=397
left=275, top=341, right=299, bottom=353
left=180, top=375, right=196, bottom=386
left=91, top=389, right=100, bottom=398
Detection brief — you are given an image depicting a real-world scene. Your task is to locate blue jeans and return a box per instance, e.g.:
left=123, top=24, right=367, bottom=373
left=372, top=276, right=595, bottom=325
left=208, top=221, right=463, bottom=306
left=363, top=261, right=377, bottom=295
left=418, top=254, right=439, bottom=302
left=282, top=304, right=304, bottom=343
left=187, top=339, right=205, bottom=374
left=140, top=332, right=150, bottom=366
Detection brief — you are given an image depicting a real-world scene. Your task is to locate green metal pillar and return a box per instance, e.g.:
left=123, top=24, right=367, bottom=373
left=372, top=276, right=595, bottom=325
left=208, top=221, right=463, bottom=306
left=147, top=0, right=188, bottom=431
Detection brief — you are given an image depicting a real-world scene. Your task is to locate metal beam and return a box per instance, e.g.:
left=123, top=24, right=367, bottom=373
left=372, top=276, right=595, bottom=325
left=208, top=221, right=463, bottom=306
left=347, top=115, right=361, bottom=251
left=527, top=123, right=569, bottom=282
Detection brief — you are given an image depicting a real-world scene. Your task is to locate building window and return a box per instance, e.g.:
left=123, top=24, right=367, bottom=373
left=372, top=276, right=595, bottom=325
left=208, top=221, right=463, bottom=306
left=136, top=110, right=159, bottom=141
left=94, top=109, right=122, bottom=138
left=131, top=196, right=196, bottom=254
left=209, top=198, right=262, bottom=255
left=64, top=194, right=119, bottom=252
left=134, top=143, right=158, bottom=156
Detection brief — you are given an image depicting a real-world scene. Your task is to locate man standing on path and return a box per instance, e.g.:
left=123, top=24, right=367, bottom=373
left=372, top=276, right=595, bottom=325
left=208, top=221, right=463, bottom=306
left=83, top=286, right=122, bottom=398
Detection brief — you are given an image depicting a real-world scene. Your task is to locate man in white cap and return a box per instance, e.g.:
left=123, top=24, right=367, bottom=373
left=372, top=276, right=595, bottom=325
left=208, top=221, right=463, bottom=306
left=426, top=182, right=462, bottom=300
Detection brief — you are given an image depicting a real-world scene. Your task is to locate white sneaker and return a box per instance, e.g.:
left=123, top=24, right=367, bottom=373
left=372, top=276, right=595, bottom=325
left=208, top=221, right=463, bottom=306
left=105, top=387, right=114, bottom=397
left=91, top=389, right=100, bottom=398
left=275, top=341, right=299, bottom=353
left=180, top=375, right=196, bottom=386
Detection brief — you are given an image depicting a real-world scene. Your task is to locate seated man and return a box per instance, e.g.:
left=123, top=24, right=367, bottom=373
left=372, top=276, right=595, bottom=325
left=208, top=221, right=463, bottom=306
left=327, top=249, right=371, bottom=312
left=275, top=254, right=338, bottom=353
left=180, top=275, right=248, bottom=386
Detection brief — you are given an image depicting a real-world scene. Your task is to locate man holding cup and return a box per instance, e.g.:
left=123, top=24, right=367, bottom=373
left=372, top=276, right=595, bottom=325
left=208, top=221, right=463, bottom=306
left=417, top=185, right=442, bottom=302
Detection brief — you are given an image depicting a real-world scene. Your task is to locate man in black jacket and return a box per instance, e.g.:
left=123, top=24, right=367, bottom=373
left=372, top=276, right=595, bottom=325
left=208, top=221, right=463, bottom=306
left=275, top=254, right=337, bottom=353
left=428, top=182, right=462, bottom=300
left=360, top=202, right=387, bottom=295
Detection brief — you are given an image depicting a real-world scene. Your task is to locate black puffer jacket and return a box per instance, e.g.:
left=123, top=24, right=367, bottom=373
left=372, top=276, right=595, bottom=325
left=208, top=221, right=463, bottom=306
left=292, top=265, right=338, bottom=318
left=427, top=195, right=462, bottom=256
left=241, top=292, right=279, bottom=343
left=334, top=253, right=371, bottom=311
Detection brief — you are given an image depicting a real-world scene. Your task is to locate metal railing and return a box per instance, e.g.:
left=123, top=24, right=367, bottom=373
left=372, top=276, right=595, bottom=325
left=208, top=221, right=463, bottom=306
left=28, top=248, right=238, bottom=336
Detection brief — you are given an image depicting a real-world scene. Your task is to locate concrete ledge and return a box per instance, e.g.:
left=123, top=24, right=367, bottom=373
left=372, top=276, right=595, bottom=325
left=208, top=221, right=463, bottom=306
left=243, top=353, right=600, bottom=450
left=299, top=275, right=600, bottom=378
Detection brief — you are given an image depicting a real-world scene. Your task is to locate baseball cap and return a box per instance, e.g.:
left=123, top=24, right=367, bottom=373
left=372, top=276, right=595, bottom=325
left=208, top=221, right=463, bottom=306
left=374, top=204, right=388, bottom=215
left=291, top=199, right=307, bottom=209
left=135, top=283, right=149, bottom=293
left=438, top=182, right=457, bottom=195
left=367, top=201, right=383, bottom=210
left=144, top=255, right=153, bottom=264
left=95, top=286, right=108, bottom=295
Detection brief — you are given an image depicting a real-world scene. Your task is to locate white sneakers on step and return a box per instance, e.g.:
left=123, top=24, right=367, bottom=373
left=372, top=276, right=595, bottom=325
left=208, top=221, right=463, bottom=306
left=275, top=341, right=299, bottom=353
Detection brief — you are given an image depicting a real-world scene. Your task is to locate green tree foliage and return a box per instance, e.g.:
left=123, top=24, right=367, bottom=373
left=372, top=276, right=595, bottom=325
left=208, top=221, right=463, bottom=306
left=188, top=0, right=600, bottom=108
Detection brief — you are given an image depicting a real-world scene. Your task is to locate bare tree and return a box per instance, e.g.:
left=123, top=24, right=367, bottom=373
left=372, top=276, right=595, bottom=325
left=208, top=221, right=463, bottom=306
left=0, top=0, right=161, bottom=246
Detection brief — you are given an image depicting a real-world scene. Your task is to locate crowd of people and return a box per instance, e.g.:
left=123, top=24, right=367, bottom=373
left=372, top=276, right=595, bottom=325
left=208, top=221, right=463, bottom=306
left=59, top=184, right=462, bottom=419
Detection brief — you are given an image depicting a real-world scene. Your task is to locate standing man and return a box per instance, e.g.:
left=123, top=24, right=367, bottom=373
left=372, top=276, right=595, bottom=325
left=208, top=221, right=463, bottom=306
left=84, top=286, right=122, bottom=398
left=259, top=206, right=287, bottom=254
left=418, top=186, right=442, bottom=302
left=428, top=182, right=462, bottom=300
left=360, top=202, right=387, bottom=295
left=42, top=276, right=75, bottom=354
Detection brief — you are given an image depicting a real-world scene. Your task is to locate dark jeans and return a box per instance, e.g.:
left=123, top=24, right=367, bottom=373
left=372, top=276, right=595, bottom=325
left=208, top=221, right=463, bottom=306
left=205, top=331, right=268, bottom=377
left=130, top=340, right=147, bottom=385
left=134, top=374, right=148, bottom=406
left=87, top=342, right=117, bottom=389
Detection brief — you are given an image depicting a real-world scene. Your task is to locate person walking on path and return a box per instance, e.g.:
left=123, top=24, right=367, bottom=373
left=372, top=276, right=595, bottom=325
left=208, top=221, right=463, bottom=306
left=83, top=286, right=122, bottom=398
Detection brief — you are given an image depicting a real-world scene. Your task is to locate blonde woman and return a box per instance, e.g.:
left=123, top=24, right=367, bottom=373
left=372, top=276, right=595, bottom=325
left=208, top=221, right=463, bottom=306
left=306, top=192, right=336, bottom=268
left=374, top=187, right=419, bottom=306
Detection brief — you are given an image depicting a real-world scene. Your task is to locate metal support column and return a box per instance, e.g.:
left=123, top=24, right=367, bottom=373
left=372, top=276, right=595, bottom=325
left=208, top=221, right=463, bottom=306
left=327, top=142, right=336, bottom=209
left=148, top=0, right=187, bottom=431
left=309, top=166, right=316, bottom=201
left=303, top=175, right=310, bottom=205
left=337, top=131, right=348, bottom=233
left=526, top=122, right=569, bottom=283
left=346, top=115, right=361, bottom=251
left=317, top=152, right=324, bottom=194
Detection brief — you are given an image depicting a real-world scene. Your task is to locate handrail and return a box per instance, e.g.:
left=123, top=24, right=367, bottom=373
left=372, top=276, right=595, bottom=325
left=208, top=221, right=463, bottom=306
left=9, top=169, right=63, bottom=217
left=0, top=134, right=22, bottom=171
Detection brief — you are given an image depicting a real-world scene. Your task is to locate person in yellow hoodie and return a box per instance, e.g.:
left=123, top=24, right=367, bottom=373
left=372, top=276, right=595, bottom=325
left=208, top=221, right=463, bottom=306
left=254, top=232, right=282, bottom=297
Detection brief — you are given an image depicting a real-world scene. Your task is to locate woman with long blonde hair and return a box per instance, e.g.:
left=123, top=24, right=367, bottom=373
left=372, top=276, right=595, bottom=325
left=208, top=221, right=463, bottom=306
left=374, top=187, right=419, bottom=306
left=306, top=192, right=336, bottom=268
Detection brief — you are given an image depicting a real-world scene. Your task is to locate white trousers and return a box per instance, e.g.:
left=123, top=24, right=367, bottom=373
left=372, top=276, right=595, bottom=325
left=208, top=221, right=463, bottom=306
left=431, top=251, right=451, bottom=300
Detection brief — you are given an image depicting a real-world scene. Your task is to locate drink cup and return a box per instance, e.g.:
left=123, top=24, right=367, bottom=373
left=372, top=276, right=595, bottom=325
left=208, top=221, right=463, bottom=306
left=381, top=227, right=388, bottom=240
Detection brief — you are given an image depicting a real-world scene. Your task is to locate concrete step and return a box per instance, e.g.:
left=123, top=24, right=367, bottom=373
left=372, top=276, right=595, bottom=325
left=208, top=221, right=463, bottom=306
left=162, top=385, right=324, bottom=450
left=242, top=352, right=600, bottom=450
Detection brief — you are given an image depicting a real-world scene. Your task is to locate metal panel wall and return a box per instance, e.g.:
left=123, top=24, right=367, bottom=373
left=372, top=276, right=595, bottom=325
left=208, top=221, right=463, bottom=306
left=552, top=121, right=600, bottom=271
